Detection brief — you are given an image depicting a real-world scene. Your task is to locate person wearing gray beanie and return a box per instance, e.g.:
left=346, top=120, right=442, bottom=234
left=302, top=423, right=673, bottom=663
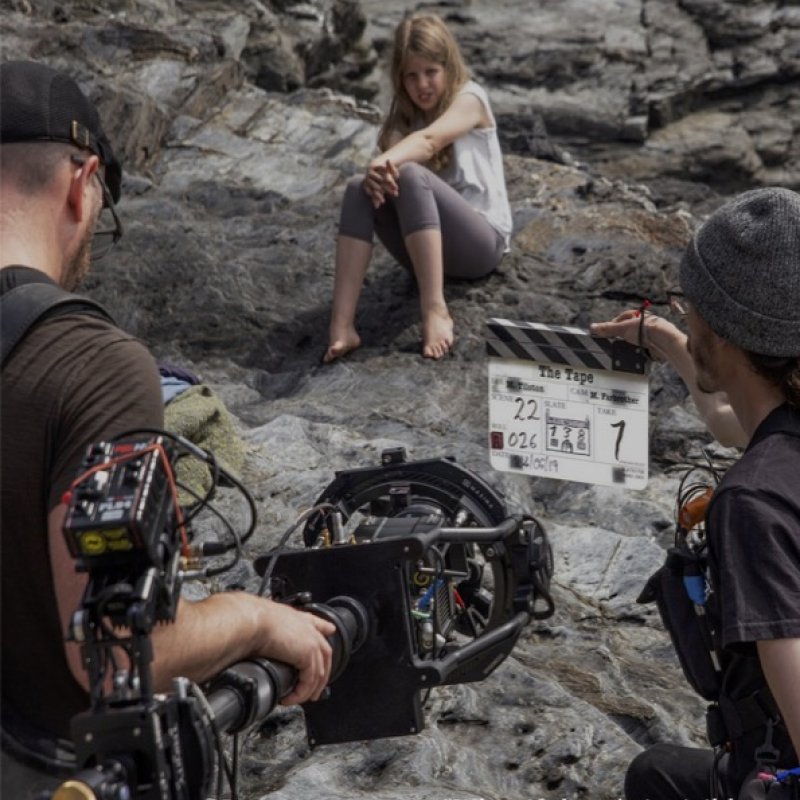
left=680, top=186, right=800, bottom=358
left=623, top=187, right=800, bottom=800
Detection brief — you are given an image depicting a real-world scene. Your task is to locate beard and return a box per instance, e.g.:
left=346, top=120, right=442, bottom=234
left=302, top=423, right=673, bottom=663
left=61, top=207, right=98, bottom=292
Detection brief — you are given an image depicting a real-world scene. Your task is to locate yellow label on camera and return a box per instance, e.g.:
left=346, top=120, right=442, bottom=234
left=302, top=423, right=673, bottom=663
left=106, top=532, right=134, bottom=551
left=79, top=530, right=107, bottom=555
left=78, top=528, right=133, bottom=555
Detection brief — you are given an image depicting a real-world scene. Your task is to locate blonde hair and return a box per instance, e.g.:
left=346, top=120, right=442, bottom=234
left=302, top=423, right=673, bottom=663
left=377, top=13, right=470, bottom=172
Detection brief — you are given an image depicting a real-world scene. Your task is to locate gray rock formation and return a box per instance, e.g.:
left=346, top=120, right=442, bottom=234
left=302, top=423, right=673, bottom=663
left=1, top=1, right=788, bottom=798
left=362, top=0, right=800, bottom=201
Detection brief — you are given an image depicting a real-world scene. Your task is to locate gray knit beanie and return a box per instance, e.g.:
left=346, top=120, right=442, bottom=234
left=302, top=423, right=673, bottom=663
left=679, top=187, right=800, bottom=356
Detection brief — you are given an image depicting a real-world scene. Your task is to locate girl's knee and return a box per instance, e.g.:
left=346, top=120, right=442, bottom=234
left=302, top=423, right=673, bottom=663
left=339, top=176, right=375, bottom=240
left=396, top=161, right=429, bottom=189
left=343, top=174, right=367, bottom=201
left=341, top=175, right=371, bottom=216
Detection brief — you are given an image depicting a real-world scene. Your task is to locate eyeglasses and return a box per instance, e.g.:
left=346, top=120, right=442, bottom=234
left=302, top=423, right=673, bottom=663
left=667, top=289, right=689, bottom=317
left=71, top=155, right=124, bottom=261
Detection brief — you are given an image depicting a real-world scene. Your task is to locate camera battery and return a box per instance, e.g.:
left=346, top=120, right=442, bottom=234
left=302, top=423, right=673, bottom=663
left=63, top=437, right=176, bottom=568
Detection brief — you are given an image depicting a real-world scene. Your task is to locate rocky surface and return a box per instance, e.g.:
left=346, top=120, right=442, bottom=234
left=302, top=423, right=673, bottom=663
left=361, top=0, right=800, bottom=202
left=1, top=1, right=794, bottom=798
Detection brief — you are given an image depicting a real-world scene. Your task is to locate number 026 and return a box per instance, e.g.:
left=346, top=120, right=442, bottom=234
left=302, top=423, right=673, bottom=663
left=508, top=431, right=537, bottom=449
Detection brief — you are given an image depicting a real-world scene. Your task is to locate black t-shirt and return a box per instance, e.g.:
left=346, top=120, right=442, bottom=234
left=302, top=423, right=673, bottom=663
left=1, top=270, right=163, bottom=743
left=706, top=403, right=800, bottom=788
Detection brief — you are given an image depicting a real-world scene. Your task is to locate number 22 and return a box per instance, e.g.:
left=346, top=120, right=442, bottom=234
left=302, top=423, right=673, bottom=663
left=514, top=397, right=539, bottom=421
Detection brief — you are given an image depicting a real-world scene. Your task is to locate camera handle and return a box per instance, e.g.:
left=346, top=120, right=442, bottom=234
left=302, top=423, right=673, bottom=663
left=52, top=597, right=369, bottom=800
left=208, top=596, right=368, bottom=734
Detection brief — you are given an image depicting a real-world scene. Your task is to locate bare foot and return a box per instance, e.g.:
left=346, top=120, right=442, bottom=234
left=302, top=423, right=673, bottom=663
left=323, top=326, right=361, bottom=363
left=421, top=306, right=454, bottom=359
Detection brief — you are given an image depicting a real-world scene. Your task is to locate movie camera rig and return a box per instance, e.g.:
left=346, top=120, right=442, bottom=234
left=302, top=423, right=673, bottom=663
left=53, top=434, right=554, bottom=800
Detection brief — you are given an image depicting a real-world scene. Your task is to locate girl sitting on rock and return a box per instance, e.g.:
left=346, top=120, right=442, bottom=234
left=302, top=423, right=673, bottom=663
left=323, top=12, right=512, bottom=362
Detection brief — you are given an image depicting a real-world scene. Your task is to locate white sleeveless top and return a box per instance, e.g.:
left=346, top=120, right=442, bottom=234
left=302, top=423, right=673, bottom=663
left=442, top=80, right=513, bottom=247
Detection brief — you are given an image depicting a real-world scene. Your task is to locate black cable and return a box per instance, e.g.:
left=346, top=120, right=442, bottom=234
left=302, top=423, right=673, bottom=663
left=94, top=589, right=132, bottom=689
left=109, top=427, right=258, bottom=546
left=230, top=733, right=240, bottom=800
left=701, top=447, right=724, bottom=483
left=214, top=718, right=226, bottom=800
left=216, top=468, right=257, bottom=546
left=601, top=289, right=653, bottom=304
left=204, top=527, right=242, bottom=578
left=221, top=748, right=236, bottom=799
left=175, top=479, right=242, bottom=576
left=174, top=450, right=219, bottom=529
left=601, top=289, right=675, bottom=308
left=256, top=504, right=334, bottom=597
left=186, top=682, right=228, bottom=800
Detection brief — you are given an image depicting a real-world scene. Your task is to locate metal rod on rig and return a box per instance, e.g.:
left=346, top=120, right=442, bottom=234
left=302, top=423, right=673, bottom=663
left=434, top=518, right=521, bottom=542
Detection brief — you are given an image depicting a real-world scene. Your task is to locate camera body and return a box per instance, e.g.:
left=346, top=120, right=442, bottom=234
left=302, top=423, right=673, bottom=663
left=262, top=447, right=554, bottom=746
left=64, top=439, right=176, bottom=566
left=63, top=437, right=182, bottom=627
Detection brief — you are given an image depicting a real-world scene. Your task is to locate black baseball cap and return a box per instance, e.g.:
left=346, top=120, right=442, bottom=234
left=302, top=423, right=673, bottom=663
left=0, top=60, right=121, bottom=202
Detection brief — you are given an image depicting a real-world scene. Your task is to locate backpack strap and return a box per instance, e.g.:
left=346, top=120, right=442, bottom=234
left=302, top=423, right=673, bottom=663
left=1, top=281, right=114, bottom=368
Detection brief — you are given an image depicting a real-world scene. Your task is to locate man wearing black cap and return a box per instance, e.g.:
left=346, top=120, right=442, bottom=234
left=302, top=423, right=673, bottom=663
left=621, top=188, right=800, bottom=799
left=0, top=61, right=335, bottom=797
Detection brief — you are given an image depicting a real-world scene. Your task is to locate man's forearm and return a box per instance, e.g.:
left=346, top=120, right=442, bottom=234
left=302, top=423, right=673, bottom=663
left=149, top=593, right=265, bottom=690
left=150, top=592, right=335, bottom=705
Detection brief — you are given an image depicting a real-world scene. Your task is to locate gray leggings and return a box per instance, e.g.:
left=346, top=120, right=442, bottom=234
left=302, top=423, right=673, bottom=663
left=338, top=161, right=505, bottom=279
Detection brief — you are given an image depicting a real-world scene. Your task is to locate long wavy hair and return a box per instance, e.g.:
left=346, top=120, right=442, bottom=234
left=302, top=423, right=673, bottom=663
left=377, top=13, right=470, bottom=173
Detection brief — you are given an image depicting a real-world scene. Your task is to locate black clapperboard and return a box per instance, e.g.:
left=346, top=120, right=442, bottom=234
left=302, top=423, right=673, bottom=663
left=486, top=318, right=650, bottom=489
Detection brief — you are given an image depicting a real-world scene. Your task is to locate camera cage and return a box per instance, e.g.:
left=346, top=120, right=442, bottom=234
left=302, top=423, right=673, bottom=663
left=58, top=436, right=554, bottom=799
left=256, top=446, right=554, bottom=746
left=301, top=446, right=508, bottom=542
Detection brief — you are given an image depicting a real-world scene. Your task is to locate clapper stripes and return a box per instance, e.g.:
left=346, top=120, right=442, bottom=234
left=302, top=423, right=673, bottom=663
left=486, top=318, right=647, bottom=375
